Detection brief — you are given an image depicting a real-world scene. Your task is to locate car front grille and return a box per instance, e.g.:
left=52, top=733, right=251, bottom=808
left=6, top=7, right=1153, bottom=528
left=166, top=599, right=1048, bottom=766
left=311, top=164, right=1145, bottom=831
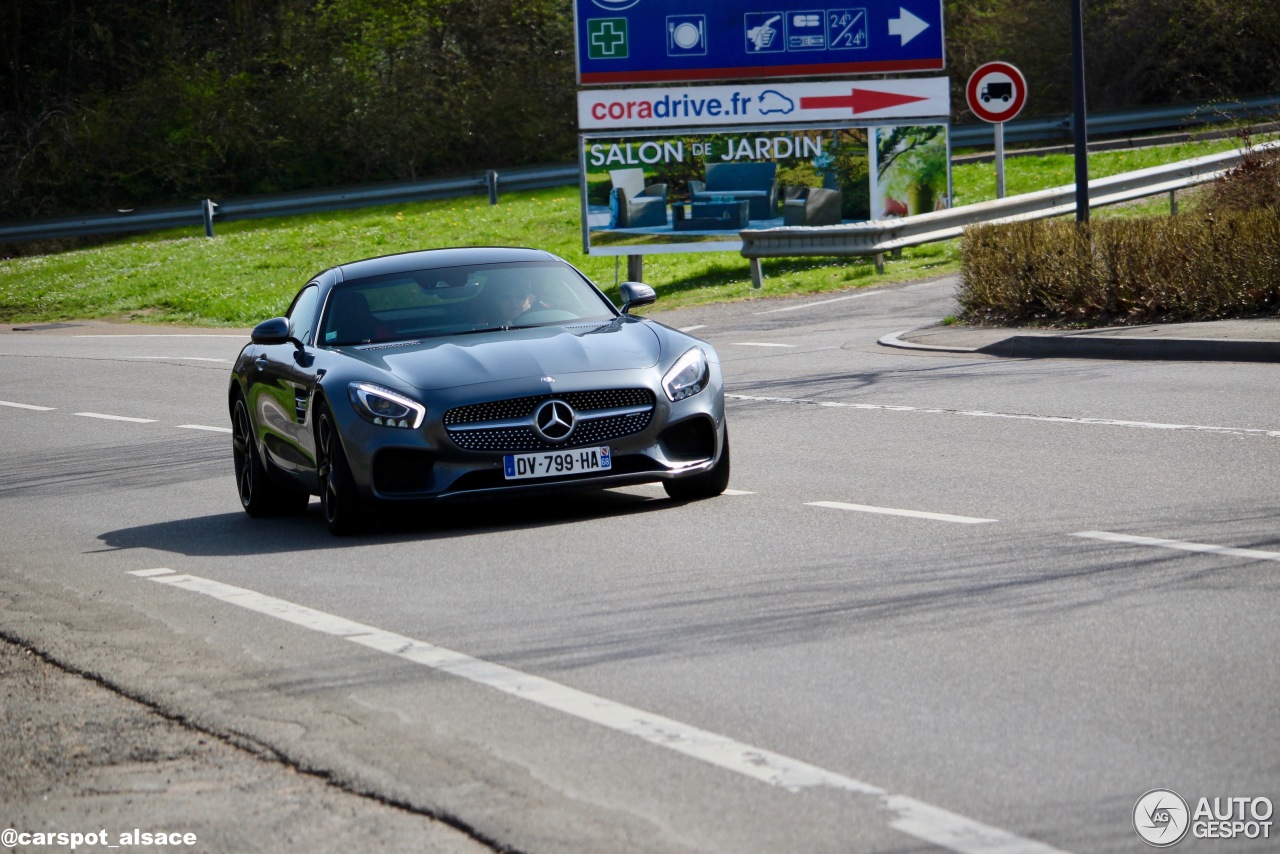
left=444, top=388, right=655, bottom=452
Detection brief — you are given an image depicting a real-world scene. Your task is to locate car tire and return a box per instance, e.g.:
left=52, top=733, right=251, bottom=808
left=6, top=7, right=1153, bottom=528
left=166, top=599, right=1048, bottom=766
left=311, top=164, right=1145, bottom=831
left=232, top=395, right=308, bottom=517
left=663, top=428, right=731, bottom=501
left=317, top=400, right=369, bottom=536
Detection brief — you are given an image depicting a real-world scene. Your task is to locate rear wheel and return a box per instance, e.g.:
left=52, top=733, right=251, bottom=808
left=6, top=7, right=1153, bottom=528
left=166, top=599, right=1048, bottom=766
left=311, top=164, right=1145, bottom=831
left=663, top=428, right=731, bottom=501
left=317, top=401, right=369, bottom=535
left=232, top=395, right=307, bottom=517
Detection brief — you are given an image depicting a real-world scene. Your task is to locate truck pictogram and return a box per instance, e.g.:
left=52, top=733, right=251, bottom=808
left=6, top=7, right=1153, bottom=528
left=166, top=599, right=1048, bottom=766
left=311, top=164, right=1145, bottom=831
left=981, top=82, right=1013, bottom=103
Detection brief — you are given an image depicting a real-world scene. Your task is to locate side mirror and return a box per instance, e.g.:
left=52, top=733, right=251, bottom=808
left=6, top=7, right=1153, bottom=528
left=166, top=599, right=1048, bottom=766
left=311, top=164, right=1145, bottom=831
left=619, top=281, right=657, bottom=315
left=251, top=317, right=291, bottom=345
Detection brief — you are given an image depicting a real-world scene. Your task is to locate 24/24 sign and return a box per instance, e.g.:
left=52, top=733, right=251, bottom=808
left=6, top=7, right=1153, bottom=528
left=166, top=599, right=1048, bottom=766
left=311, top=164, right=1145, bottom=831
left=575, top=0, right=945, bottom=85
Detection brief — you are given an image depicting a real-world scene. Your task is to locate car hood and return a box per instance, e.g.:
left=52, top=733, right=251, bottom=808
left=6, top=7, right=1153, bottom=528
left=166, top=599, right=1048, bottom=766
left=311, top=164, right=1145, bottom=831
left=347, top=320, right=663, bottom=391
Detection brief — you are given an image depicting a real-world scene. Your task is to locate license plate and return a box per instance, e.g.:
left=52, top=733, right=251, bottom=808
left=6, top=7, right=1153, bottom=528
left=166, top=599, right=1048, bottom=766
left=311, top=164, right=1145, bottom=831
left=503, top=446, right=611, bottom=480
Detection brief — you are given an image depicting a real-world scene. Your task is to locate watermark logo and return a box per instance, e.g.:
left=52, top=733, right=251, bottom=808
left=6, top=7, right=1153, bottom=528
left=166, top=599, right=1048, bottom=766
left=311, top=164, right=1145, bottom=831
left=1134, top=790, right=1275, bottom=845
left=1191, top=796, right=1273, bottom=841
left=1134, top=789, right=1191, bottom=847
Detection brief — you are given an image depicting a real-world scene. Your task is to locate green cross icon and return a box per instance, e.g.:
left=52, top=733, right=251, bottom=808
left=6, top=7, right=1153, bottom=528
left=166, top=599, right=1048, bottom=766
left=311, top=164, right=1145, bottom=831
left=587, top=18, right=628, bottom=60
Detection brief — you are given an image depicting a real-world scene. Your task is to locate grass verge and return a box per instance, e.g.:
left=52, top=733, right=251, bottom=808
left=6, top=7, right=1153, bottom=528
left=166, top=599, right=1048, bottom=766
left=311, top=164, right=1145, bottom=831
left=0, top=133, right=1260, bottom=327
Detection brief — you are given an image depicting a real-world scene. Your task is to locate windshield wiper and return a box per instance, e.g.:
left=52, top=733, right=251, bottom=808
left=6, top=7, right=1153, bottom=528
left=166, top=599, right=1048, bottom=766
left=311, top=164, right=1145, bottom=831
left=449, top=323, right=544, bottom=336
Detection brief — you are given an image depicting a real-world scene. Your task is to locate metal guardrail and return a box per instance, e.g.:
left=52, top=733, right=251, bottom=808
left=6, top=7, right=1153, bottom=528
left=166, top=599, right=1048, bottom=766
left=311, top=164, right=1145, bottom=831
left=950, top=93, right=1280, bottom=148
left=0, top=163, right=578, bottom=245
left=738, top=140, right=1280, bottom=285
left=2, top=94, right=1276, bottom=246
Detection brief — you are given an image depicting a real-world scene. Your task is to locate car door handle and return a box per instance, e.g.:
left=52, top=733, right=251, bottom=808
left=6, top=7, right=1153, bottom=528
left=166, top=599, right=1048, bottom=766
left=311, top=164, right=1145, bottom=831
left=255, top=357, right=269, bottom=371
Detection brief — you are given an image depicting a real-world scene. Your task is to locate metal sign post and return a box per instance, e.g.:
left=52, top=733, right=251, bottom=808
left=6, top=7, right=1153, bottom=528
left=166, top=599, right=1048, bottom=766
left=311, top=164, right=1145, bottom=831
left=1070, top=0, right=1090, bottom=222
left=994, top=123, right=1006, bottom=198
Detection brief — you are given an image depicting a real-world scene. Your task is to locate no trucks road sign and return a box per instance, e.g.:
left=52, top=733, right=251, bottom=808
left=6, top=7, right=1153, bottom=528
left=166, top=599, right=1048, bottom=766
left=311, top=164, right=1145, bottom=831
left=966, top=61, right=1028, bottom=124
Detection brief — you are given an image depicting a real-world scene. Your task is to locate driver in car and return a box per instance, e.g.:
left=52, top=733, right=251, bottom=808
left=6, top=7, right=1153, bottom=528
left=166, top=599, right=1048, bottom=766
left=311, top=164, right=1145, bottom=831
left=478, top=279, right=538, bottom=327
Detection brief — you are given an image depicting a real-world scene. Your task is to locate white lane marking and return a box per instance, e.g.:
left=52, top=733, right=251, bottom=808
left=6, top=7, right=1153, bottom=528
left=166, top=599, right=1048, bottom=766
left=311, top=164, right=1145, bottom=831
left=732, top=342, right=797, bottom=348
left=727, top=393, right=1280, bottom=439
left=128, top=568, right=176, bottom=577
left=679, top=324, right=708, bottom=332
left=74, top=333, right=246, bottom=338
left=0, top=400, right=55, bottom=411
left=178, top=424, right=233, bottom=433
left=635, top=484, right=754, bottom=496
left=129, top=356, right=229, bottom=363
left=74, top=412, right=157, bottom=423
left=754, top=290, right=883, bottom=314
left=135, top=570, right=1071, bottom=854
left=1073, top=531, right=1280, bottom=562
left=809, top=501, right=997, bottom=525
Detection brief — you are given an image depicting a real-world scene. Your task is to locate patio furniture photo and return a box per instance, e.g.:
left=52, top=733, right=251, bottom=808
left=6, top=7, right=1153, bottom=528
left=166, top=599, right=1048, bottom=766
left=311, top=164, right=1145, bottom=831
left=608, top=168, right=668, bottom=229
left=688, top=162, right=778, bottom=221
left=671, top=199, right=750, bottom=231
left=782, top=186, right=843, bottom=226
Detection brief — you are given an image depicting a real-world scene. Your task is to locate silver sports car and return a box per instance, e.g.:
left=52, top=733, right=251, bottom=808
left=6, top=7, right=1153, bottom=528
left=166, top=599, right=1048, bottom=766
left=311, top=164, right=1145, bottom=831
left=229, top=247, right=729, bottom=533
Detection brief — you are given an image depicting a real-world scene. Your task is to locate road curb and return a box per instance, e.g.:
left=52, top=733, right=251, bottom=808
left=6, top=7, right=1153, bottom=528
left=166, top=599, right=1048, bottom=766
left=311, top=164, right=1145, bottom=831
left=879, top=328, right=1280, bottom=362
left=877, top=330, right=980, bottom=353
left=977, top=335, right=1280, bottom=362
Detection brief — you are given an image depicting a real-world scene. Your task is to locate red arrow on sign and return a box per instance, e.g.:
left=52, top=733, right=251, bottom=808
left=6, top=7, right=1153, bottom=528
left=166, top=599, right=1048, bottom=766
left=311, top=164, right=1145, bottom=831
left=799, top=88, right=929, bottom=114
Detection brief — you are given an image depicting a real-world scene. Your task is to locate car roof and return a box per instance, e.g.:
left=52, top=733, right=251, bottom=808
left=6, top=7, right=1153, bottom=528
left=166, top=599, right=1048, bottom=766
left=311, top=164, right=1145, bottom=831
left=332, top=247, right=559, bottom=282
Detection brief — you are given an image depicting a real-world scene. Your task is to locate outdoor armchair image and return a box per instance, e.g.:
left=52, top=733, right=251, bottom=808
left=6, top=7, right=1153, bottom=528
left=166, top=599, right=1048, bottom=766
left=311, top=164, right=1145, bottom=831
left=782, top=186, right=842, bottom=226
left=609, top=168, right=669, bottom=228
left=689, top=162, right=779, bottom=221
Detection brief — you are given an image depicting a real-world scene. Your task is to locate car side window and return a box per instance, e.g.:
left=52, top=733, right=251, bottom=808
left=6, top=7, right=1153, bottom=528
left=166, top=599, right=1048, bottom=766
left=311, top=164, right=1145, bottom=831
left=287, top=285, right=321, bottom=345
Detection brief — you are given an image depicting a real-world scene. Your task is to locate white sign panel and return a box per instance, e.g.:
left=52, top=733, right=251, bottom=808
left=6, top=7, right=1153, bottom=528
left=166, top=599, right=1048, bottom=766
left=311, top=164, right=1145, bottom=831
left=578, top=77, right=950, bottom=130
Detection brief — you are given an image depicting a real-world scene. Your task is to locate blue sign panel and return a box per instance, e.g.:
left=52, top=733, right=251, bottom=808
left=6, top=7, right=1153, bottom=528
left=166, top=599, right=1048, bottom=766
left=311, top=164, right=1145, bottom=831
left=575, top=1, right=944, bottom=85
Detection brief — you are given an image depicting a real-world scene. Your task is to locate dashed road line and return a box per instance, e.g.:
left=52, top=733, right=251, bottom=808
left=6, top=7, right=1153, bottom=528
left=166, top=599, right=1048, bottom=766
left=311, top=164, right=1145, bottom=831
left=1073, top=530, right=1280, bottom=562
left=129, top=356, right=230, bottom=363
left=634, top=484, right=754, bottom=496
left=0, top=400, right=55, bottom=411
left=74, top=333, right=246, bottom=338
left=178, top=424, right=233, bottom=433
left=754, top=291, right=883, bottom=314
left=4, top=400, right=228, bottom=432
left=728, top=393, right=1280, bottom=439
left=679, top=324, right=708, bottom=332
left=129, top=568, right=1071, bottom=854
left=809, top=501, right=997, bottom=525
left=74, top=412, right=157, bottom=423
left=732, top=342, right=797, bottom=348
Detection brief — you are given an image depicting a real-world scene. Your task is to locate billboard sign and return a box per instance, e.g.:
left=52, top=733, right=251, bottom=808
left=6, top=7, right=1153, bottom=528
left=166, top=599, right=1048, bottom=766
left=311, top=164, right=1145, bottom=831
left=580, top=122, right=950, bottom=255
left=574, top=1, right=945, bottom=85
left=578, top=77, right=949, bottom=130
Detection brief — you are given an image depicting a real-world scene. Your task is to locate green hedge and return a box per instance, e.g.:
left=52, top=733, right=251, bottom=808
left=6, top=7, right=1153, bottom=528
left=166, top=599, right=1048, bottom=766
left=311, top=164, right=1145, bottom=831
left=958, top=211, right=1280, bottom=326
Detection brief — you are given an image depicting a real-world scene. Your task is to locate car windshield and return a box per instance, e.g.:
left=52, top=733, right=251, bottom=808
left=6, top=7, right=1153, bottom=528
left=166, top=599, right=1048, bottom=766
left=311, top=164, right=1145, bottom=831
left=319, top=260, right=618, bottom=347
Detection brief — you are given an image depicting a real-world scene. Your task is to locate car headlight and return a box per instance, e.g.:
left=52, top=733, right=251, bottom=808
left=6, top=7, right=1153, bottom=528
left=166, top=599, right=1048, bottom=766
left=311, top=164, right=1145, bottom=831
left=348, top=382, right=426, bottom=429
left=662, top=347, right=710, bottom=402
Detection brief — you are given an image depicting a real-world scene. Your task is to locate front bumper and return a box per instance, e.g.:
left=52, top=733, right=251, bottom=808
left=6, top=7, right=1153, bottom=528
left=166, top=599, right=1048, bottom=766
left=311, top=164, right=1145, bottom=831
left=329, top=365, right=726, bottom=506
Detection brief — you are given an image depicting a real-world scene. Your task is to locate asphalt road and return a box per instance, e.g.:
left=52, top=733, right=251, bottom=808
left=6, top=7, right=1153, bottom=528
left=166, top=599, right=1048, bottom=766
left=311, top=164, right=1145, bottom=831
left=2, top=276, right=1277, bottom=853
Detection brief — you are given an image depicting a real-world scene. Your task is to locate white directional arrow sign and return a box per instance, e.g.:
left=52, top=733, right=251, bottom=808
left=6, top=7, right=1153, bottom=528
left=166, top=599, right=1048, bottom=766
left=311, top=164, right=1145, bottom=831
left=888, top=7, right=930, bottom=46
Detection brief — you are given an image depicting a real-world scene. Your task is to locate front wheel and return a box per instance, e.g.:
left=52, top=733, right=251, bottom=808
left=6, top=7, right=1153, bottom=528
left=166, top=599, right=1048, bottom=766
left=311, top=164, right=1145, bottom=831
left=232, top=396, right=307, bottom=517
left=663, top=428, right=731, bottom=501
left=317, top=401, right=370, bottom=535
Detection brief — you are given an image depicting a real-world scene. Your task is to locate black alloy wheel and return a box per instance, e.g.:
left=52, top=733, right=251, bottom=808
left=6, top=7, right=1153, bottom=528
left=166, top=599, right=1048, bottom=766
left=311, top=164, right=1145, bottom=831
left=317, top=401, right=369, bottom=535
left=232, top=395, right=307, bottom=516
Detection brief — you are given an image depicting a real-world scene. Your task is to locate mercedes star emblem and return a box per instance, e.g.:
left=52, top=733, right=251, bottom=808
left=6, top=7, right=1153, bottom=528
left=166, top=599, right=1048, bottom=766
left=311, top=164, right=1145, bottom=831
left=533, top=399, right=576, bottom=442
